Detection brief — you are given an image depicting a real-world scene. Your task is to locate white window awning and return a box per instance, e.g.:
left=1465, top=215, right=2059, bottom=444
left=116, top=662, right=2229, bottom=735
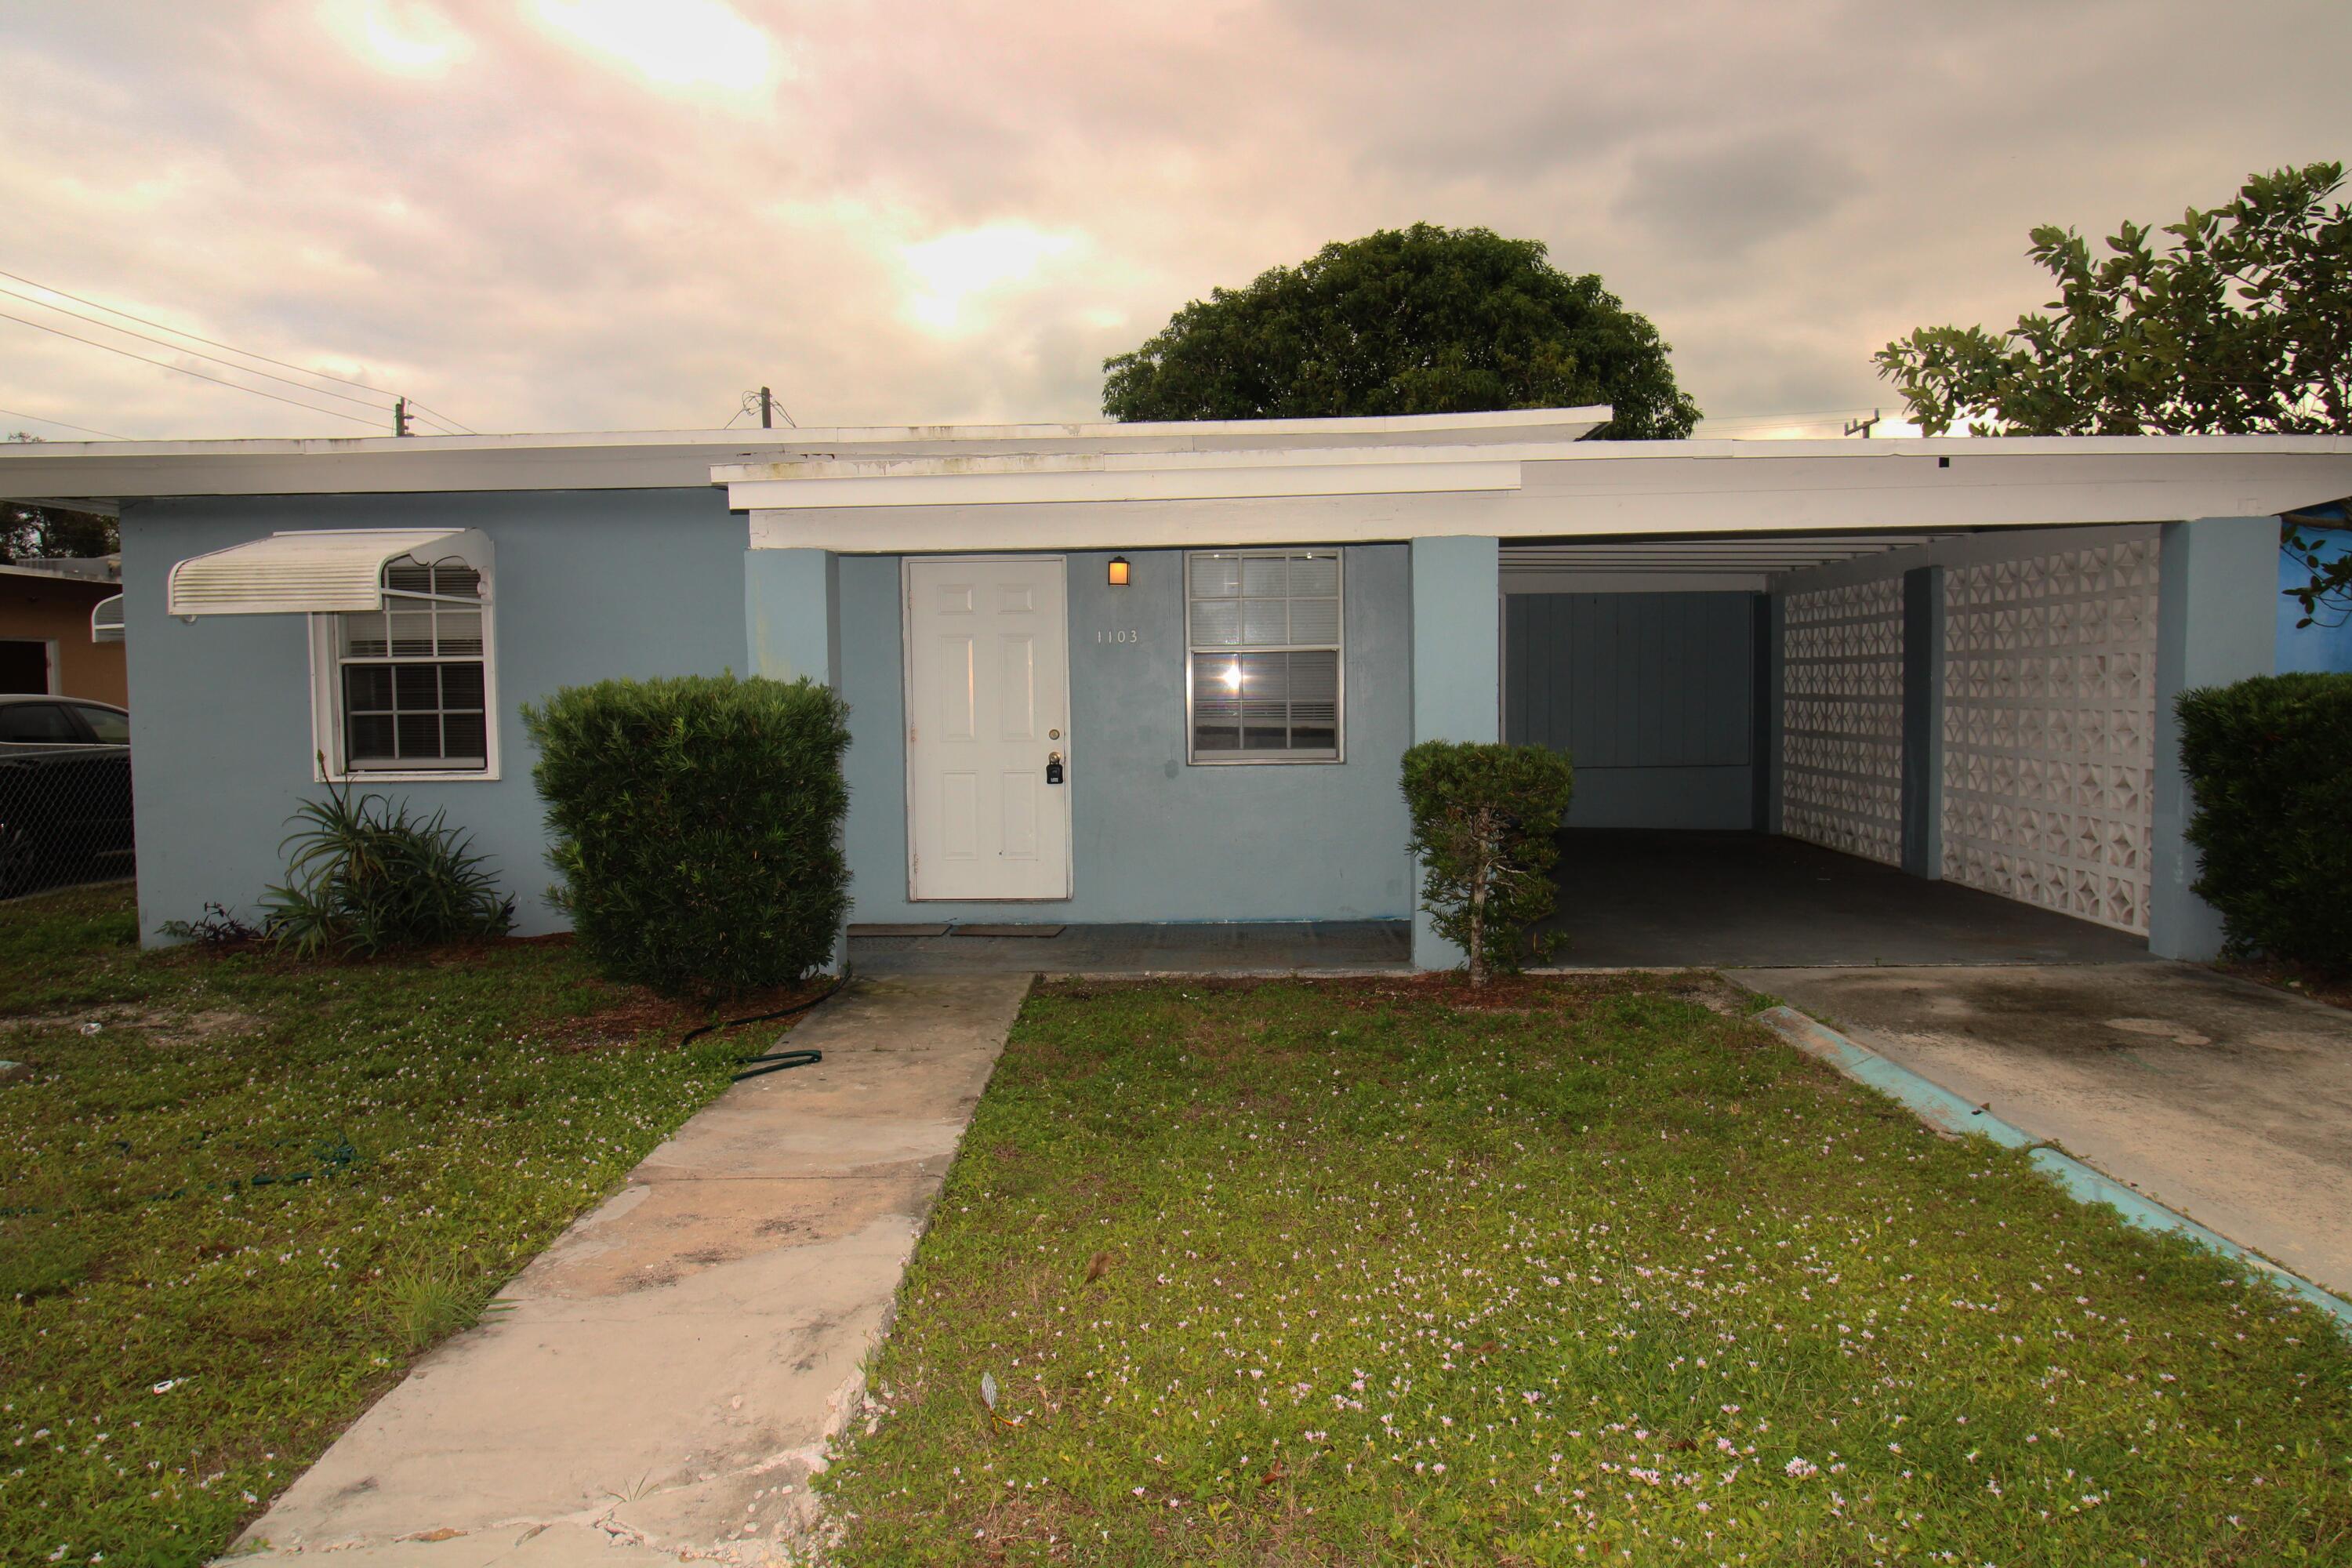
left=165, top=528, right=492, bottom=617
left=91, top=593, right=124, bottom=644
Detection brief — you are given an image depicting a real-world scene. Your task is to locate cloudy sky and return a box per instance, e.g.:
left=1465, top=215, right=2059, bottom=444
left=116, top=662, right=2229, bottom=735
left=2, top=0, right=2346, bottom=441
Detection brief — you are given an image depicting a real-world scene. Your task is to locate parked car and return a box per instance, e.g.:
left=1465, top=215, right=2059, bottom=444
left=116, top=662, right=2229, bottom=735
left=0, top=693, right=132, bottom=895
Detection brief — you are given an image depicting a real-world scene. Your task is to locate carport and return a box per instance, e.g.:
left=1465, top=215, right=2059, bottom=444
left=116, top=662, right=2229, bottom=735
left=1537, top=829, right=2151, bottom=967
left=1497, top=510, right=2299, bottom=968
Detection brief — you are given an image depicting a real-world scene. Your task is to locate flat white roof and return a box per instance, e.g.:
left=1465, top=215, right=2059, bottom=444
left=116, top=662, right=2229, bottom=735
left=0, top=407, right=1612, bottom=502
left=4, top=408, right=2347, bottom=550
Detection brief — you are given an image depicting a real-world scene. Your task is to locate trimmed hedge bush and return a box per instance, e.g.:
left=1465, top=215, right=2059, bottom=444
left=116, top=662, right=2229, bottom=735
left=524, top=673, right=851, bottom=1000
left=1401, top=740, right=1575, bottom=986
left=2178, top=671, right=2352, bottom=972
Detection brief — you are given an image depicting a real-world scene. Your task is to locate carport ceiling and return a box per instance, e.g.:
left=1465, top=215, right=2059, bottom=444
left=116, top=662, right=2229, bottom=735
left=1501, top=532, right=1976, bottom=591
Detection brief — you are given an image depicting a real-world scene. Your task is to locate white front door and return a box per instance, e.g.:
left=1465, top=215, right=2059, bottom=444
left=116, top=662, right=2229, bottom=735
left=903, top=556, right=1072, bottom=901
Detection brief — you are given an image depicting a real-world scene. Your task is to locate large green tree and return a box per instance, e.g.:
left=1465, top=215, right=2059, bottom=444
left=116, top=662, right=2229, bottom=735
left=1877, top=162, right=2352, bottom=624
left=1877, top=162, right=2351, bottom=437
left=1102, top=223, right=1700, bottom=438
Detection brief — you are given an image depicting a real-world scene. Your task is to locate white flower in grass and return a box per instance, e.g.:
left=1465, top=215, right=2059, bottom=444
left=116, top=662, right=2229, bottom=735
left=1784, top=1457, right=1818, bottom=1479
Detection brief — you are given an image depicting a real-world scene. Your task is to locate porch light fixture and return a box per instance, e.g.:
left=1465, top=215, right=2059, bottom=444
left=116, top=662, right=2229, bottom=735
left=1107, top=555, right=1130, bottom=586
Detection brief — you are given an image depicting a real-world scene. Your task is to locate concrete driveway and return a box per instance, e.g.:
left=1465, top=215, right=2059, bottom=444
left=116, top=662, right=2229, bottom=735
left=1740, top=962, right=2352, bottom=1297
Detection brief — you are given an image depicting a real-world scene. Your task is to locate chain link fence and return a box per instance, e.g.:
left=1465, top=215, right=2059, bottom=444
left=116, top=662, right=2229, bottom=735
left=0, top=744, right=134, bottom=898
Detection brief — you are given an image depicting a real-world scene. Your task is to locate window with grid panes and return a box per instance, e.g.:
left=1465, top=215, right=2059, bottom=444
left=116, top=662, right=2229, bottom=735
left=1185, top=549, right=1342, bottom=761
left=332, top=556, right=489, bottom=771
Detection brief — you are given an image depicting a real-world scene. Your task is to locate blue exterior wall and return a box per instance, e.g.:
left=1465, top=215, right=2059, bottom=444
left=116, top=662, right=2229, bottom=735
left=1501, top=590, right=1755, bottom=829
left=118, top=489, right=746, bottom=942
left=830, top=546, right=1414, bottom=924
left=2278, top=525, right=2352, bottom=673
left=746, top=548, right=841, bottom=686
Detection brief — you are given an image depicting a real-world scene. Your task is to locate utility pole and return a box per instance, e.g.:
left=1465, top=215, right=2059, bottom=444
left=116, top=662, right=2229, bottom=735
left=759, top=386, right=773, bottom=429
left=1844, top=408, right=1882, bottom=439
left=394, top=397, right=412, bottom=437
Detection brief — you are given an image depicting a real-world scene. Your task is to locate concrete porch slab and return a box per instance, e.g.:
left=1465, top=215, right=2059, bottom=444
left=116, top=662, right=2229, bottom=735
left=227, top=971, right=1030, bottom=1565
left=850, top=918, right=1410, bottom=975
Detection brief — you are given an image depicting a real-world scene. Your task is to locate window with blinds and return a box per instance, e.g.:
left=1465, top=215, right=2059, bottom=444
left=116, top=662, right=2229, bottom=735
left=1185, top=549, right=1343, bottom=762
left=332, top=557, right=489, bottom=771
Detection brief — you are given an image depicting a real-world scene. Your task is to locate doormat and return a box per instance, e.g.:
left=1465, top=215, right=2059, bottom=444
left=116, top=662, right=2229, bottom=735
left=953, top=924, right=1068, bottom=938
left=848, top=923, right=952, bottom=938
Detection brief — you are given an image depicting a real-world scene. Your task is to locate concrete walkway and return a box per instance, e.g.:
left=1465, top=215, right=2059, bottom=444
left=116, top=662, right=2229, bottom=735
left=228, top=971, right=1030, bottom=1566
left=1741, top=962, right=2352, bottom=1297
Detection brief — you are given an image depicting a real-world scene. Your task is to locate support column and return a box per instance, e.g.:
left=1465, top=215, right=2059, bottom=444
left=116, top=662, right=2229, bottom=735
left=2150, top=517, right=2278, bottom=960
left=744, top=548, right=841, bottom=688
left=1900, top=565, right=1946, bottom=879
left=1756, top=593, right=1785, bottom=833
left=1409, top=535, right=1501, bottom=971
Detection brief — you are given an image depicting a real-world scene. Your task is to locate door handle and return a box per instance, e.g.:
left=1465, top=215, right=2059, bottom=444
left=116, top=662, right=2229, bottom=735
left=1045, top=750, right=1065, bottom=785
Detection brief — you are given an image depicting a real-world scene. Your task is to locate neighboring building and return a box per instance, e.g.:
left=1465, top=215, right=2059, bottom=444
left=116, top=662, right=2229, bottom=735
left=0, top=557, right=127, bottom=706
left=2, top=412, right=2347, bottom=967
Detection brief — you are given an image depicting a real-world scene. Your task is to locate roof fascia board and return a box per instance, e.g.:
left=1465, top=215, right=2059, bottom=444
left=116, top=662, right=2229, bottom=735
left=738, top=459, right=1519, bottom=511
left=714, top=439, right=1595, bottom=484
left=750, top=448, right=2352, bottom=552
left=717, top=445, right=1559, bottom=510
left=0, top=564, right=119, bottom=588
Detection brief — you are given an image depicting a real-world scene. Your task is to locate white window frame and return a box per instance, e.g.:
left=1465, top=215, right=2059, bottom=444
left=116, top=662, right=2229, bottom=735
left=1182, top=547, right=1345, bottom=765
left=306, top=556, right=499, bottom=782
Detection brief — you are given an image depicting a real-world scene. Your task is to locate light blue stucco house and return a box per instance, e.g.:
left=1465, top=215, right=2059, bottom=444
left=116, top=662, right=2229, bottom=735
left=5, top=409, right=2349, bottom=969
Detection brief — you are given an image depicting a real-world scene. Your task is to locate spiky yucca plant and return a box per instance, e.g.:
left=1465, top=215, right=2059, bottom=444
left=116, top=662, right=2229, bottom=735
left=261, top=763, right=514, bottom=957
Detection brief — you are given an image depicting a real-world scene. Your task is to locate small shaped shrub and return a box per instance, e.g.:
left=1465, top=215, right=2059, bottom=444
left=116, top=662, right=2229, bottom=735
left=261, top=775, right=514, bottom=957
left=1401, top=740, right=1575, bottom=986
left=2177, top=671, right=2352, bottom=972
left=524, top=673, right=851, bottom=1000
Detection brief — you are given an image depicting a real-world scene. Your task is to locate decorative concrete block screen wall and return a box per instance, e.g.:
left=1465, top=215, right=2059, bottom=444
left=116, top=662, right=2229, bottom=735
left=1781, top=577, right=1905, bottom=864
left=1940, top=539, right=2160, bottom=933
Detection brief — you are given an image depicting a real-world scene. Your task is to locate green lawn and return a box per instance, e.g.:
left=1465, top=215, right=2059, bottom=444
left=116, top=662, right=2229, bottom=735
left=0, top=884, right=764, bottom=1567
left=822, top=976, right=2352, bottom=1566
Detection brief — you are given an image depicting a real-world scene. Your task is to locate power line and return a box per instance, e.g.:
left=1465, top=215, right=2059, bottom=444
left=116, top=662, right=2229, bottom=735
left=401, top=401, right=474, bottom=436
left=0, top=308, right=387, bottom=429
left=0, top=266, right=478, bottom=434
left=0, top=405, right=128, bottom=440
left=0, top=266, right=398, bottom=403
left=394, top=402, right=463, bottom=436
left=0, top=280, right=406, bottom=419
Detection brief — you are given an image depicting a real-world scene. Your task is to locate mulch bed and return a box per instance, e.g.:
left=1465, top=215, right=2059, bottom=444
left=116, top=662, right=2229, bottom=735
left=545, top=973, right=839, bottom=1051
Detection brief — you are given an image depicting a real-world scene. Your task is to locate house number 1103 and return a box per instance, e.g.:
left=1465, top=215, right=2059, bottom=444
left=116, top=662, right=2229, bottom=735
left=1095, top=629, right=1139, bottom=644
